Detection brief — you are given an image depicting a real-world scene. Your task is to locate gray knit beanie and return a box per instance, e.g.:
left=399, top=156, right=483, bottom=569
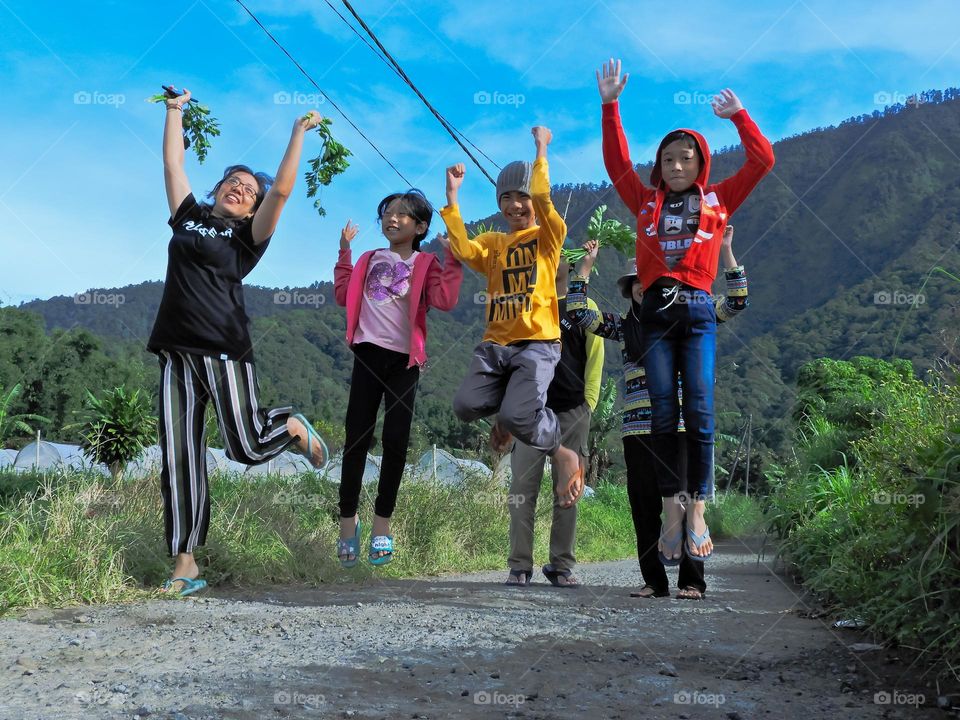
left=496, top=161, right=533, bottom=203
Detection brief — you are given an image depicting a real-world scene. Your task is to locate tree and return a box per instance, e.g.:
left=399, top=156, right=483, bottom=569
left=77, top=387, right=157, bottom=483
left=0, top=383, right=50, bottom=445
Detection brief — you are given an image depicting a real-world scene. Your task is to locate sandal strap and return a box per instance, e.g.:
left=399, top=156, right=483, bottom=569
left=370, top=535, right=393, bottom=552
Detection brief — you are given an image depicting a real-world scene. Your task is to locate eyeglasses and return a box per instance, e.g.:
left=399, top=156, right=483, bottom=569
left=223, top=176, right=258, bottom=200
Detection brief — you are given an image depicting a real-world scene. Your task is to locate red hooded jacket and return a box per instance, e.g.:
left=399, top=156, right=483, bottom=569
left=601, top=101, right=775, bottom=292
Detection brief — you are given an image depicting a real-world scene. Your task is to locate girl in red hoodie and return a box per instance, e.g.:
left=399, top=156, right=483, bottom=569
left=333, top=190, right=462, bottom=567
left=596, top=59, right=774, bottom=565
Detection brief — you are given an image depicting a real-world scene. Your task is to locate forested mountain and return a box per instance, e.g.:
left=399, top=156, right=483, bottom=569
left=9, top=89, right=960, bottom=481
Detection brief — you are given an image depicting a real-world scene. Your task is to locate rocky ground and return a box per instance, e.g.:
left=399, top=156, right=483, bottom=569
left=0, top=540, right=952, bottom=719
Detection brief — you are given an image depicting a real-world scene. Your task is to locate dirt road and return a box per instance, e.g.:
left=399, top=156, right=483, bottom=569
left=0, top=540, right=942, bottom=719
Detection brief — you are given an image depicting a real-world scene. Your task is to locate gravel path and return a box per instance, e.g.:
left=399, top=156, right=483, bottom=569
left=0, top=540, right=940, bottom=719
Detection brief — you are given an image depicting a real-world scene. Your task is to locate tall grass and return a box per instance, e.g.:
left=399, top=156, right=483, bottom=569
left=769, top=369, right=960, bottom=677
left=0, top=468, right=642, bottom=613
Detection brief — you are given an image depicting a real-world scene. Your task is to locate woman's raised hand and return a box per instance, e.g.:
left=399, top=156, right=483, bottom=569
left=297, top=110, right=324, bottom=132
left=340, top=220, right=358, bottom=251
left=166, top=88, right=191, bottom=109
left=596, top=58, right=628, bottom=104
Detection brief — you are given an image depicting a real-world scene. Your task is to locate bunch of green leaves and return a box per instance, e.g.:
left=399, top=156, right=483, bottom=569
left=468, top=221, right=497, bottom=239
left=147, top=92, right=220, bottom=164
left=0, top=383, right=49, bottom=444
left=75, top=387, right=157, bottom=483
left=561, top=205, right=636, bottom=264
left=304, top=117, right=352, bottom=217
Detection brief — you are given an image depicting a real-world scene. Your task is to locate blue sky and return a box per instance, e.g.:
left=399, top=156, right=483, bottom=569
left=2, top=0, right=958, bottom=304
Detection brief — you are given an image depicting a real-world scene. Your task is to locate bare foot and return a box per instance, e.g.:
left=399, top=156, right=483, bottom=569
left=338, top=515, right=360, bottom=564
left=161, top=552, right=200, bottom=593
left=286, top=416, right=327, bottom=468
left=676, top=585, right=705, bottom=600
left=489, top=421, right=513, bottom=453
left=686, top=500, right=714, bottom=558
left=551, top=445, right=582, bottom=507
left=370, top=514, right=392, bottom=560
left=658, top=493, right=686, bottom=562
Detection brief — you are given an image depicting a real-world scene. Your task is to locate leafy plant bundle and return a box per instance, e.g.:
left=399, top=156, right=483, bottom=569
left=77, top=387, right=157, bottom=482
left=561, top=205, right=636, bottom=264
left=147, top=85, right=221, bottom=164
left=304, top=116, right=352, bottom=217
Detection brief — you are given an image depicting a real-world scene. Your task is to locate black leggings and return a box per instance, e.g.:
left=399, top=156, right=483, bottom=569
left=339, top=343, right=419, bottom=519
left=623, top=434, right=706, bottom=594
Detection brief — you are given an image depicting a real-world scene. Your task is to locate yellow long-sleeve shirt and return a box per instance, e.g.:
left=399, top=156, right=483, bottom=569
left=440, top=157, right=566, bottom=346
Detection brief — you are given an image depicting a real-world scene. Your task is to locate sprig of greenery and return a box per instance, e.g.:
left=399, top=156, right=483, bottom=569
left=468, top=221, right=497, bottom=239
left=560, top=205, right=636, bottom=264
left=147, top=91, right=221, bottom=164
left=304, top=117, right=352, bottom=217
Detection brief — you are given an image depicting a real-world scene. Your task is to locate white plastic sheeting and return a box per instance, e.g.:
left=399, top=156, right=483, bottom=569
left=13, top=441, right=109, bottom=476
left=0, top=449, right=16, bottom=468
left=415, top=446, right=491, bottom=485
left=245, top=450, right=313, bottom=477
left=321, top=452, right=382, bottom=484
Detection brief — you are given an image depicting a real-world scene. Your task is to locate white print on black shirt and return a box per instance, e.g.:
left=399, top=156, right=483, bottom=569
left=183, top=220, right=234, bottom=239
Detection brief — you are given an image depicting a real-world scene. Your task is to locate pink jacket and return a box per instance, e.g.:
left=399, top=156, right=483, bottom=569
left=334, top=247, right=463, bottom=368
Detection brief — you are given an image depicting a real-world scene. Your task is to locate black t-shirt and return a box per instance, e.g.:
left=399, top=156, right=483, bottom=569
left=658, top=190, right=700, bottom=270
left=547, top=297, right=587, bottom=413
left=147, top=194, right=270, bottom=361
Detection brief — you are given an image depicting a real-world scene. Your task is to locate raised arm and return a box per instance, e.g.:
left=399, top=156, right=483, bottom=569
left=714, top=225, right=749, bottom=323
left=710, top=89, right=775, bottom=215
left=566, top=240, right=625, bottom=341
left=163, top=89, right=192, bottom=217
left=529, top=127, right=566, bottom=257
left=333, top=220, right=358, bottom=307
left=424, top=234, right=464, bottom=312
left=440, top=163, right=489, bottom=272
left=251, top=110, right=323, bottom=245
left=597, top=59, right=651, bottom=217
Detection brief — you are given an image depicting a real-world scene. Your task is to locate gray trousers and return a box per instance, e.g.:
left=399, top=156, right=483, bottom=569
left=508, top=402, right=591, bottom=572
left=452, top=340, right=562, bottom=454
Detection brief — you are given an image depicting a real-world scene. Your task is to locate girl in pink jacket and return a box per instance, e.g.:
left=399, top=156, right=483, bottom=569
left=333, top=189, right=462, bottom=567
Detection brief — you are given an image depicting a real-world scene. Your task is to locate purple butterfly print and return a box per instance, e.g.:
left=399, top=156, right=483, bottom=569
left=365, top=259, right=412, bottom=304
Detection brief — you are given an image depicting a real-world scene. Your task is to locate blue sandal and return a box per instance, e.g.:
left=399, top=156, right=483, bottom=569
left=337, top=519, right=362, bottom=568
left=369, top=535, right=394, bottom=566
left=686, top=526, right=713, bottom=562
left=291, top=413, right=328, bottom=469
left=162, top=577, right=207, bottom=597
left=658, top=526, right=684, bottom=567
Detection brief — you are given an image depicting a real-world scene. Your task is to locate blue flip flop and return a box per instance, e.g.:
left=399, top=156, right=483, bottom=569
left=658, top=526, right=684, bottom=567
left=337, top=519, right=362, bottom=568
left=162, top=577, right=207, bottom=597
left=368, top=535, right=394, bottom=566
left=291, top=412, right=328, bottom=469
left=686, top=526, right=713, bottom=562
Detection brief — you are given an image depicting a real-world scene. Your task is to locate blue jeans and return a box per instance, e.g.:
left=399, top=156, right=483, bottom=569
left=640, top=288, right=716, bottom=498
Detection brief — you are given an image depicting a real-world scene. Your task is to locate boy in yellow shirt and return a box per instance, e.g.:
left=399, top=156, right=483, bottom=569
left=441, top=126, right=583, bottom=507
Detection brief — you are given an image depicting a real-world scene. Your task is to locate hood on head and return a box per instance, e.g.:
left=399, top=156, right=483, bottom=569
left=650, top=128, right=711, bottom=190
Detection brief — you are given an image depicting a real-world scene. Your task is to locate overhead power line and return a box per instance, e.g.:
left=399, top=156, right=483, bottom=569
left=234, top=0, right=413, bottom=187
left=339, top=0, right=498, bottom=186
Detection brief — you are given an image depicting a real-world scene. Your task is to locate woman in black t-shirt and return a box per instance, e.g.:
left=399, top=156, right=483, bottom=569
left=150, top=88, right=327, bottom=596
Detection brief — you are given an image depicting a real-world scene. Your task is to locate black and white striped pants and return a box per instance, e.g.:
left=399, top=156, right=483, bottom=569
left=158, top=350, right=295, bottom=556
